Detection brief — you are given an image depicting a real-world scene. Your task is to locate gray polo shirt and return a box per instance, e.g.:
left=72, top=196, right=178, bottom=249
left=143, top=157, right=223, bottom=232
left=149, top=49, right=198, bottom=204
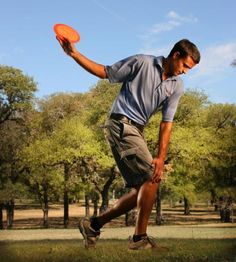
left=105, top=54, right=184, bottom=125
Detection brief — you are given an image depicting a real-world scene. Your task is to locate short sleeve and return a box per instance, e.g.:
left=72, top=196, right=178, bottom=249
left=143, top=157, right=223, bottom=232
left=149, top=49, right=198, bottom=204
left=105, top=55, right=140, bottom=83
left=162, top=79, right=184, bottom=122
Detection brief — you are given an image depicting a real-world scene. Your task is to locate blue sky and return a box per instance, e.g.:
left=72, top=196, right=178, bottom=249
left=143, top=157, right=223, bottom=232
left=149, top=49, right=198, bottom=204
left=0, top=0, right=236, bottom=103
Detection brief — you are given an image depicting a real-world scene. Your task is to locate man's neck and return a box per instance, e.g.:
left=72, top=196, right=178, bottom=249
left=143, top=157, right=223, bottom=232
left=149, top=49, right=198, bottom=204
left=162, top=57, right=169, bottom=81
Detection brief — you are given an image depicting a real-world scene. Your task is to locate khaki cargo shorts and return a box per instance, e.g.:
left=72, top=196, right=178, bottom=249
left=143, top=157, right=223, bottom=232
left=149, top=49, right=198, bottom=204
left=104, top=118, right=154, bottom=187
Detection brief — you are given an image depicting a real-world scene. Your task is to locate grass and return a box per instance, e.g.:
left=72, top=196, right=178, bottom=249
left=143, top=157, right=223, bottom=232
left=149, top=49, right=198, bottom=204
left=0, top=239, right=235, bottom=262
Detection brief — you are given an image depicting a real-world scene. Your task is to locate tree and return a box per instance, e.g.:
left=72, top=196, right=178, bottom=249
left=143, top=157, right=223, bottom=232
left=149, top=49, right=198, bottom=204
left=22, top=93, right=88, bottom=227
left=173, top=89, right=208, bottom=126
left=89, top=166, right=119, bottom=214
left=167, top=97, right=236, bottom=215
left=204, top=104, right=236, bottom=199
left=170, top=90, right=211, bottom=213
left=0, top=66, right=37, bottom=229
left=0, top=121, right=29, bottom=228
left=0, top=66, right=37, bottom=124
left=38, top=92, right=84, bottom=133
left=25, top=167, right=63, bottom=228
left=145, top=90, right=211, bottom=216
left=22, top=89, right=116, bottom=226
left=52, top=117, right=107, bottom=226
left=22, top=115, right=110, bottom=227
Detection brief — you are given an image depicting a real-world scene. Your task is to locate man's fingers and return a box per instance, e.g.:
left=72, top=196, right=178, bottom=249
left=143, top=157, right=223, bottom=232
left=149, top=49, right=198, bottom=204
left=151, top=174, right=162, bottom=183
left=56, top=36, right=62, bottom=45
left=56, top=36, right=73, bottom=55
left=151, top=159, right=164, bottom=183
left=151, top=169, right=164, bottom=183
left=56, top=35, right=70, bottom=47
left=152, top=177, right=162, bottom=183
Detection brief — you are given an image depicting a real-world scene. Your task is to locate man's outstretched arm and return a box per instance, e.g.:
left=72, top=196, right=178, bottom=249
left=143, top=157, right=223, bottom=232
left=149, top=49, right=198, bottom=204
left=152, top=121, right=173, bottom=183
left=57, top=36, right=107, bottom=79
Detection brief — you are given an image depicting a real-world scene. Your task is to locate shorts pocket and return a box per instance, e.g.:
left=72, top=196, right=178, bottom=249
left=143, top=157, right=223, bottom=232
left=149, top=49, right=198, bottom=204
left=120, top=147, right=153, bottom=176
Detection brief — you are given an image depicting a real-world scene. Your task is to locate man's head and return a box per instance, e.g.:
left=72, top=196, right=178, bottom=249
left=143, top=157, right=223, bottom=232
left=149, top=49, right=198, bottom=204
left=168, top=39, right=201, bottom=64
left=164, top=39, right=200, bottom=79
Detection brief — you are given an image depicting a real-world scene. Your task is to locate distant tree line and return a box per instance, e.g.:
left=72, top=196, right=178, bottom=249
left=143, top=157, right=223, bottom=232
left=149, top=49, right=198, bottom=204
left=0, top=65, right=235, bottom=229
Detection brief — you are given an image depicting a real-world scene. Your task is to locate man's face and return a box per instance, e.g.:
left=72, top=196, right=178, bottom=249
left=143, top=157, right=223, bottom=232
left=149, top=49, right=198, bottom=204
left=168, top=52, right=196, bottom=77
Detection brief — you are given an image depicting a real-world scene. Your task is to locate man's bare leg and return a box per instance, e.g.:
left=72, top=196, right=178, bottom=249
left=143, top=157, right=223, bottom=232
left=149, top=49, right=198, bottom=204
left=135, top=180, right=160, bottom=235
left=95, top=188, right=138, bottom=228
left=90, top=180, right=159, bottom=235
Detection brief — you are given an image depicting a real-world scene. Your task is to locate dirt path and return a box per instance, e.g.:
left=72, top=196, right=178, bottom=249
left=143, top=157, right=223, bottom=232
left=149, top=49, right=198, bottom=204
left=1, top=225, right=236, bottom=242
left=1, top=203, right=235, bottom=241
left=3, top=203, right=234, bottom=229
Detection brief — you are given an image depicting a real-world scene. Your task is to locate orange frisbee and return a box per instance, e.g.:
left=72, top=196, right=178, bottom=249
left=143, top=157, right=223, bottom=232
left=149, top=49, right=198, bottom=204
left=54, top=24, right=80, bottom=43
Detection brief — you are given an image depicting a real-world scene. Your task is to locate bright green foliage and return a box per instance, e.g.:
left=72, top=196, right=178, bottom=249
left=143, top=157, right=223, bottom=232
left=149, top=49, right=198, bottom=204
left=52, top=117, right=100, bottom=163
left=51, top=116, right=112, bottom=168
left=174, top=89, right=208, bottom=125
left=26, top=167, right=63, bottom=203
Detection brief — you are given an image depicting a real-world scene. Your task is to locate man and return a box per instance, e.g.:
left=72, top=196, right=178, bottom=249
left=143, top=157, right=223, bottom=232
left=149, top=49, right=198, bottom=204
left=57, top=37, right=200, bottom=250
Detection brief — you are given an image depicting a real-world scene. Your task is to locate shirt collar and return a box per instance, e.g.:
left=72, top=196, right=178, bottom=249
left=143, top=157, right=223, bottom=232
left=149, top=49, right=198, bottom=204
left=155, top=56, right=179, bottom=81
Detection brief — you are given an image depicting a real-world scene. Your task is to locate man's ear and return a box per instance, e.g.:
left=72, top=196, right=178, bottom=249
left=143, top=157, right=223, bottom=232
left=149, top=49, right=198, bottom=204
left=172, top=51, right=180, bottom=59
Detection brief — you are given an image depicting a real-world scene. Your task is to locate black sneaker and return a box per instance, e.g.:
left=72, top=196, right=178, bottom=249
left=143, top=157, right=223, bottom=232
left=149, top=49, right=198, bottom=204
left=78, top=217, right=100, bottom=248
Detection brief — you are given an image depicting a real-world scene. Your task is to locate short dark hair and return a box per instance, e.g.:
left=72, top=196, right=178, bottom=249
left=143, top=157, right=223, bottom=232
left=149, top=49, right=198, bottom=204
left=168, top=39, right=201, bottom=64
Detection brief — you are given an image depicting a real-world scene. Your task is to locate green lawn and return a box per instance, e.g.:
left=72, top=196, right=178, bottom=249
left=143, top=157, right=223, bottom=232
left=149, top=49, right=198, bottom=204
left=0, top=239, right=235, bottom=262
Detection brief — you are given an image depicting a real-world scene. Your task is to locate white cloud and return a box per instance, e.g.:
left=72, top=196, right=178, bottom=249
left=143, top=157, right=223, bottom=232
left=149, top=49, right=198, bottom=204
left=192, top=42, right=236, bottom=78
left=167, top=11, right=198, bottom=23
left=139, top=11, right=198, bottom=54
left=147, top=11, right=197, bottom=36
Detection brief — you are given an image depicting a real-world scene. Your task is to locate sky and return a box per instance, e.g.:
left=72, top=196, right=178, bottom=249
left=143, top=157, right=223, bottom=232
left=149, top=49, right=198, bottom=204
left=0, top=0, right=236, bottom=104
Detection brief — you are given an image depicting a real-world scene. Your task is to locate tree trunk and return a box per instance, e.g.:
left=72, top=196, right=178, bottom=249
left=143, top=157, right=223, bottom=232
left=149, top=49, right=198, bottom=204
left=0, top=203, right=3, bottom=229
left=85, top=194, right=90, bottom=217
left=210, top=189, right=218, bottom=211
left=92, top=193, right=99, bottom=217
left=6, top=199, right=14, bottom=229
left=99, top=170, right=116, bottom=214
left=93, top=198, right=98, bottom=217
left=155, top=186, right=162, bottom=225
left=64, top=163, right=70, bottom=228
left=43, top=185, right=49, bottom=228
left=184, top=196, right=191, bottom=215
left=43, top=208, right=49, bottom=228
